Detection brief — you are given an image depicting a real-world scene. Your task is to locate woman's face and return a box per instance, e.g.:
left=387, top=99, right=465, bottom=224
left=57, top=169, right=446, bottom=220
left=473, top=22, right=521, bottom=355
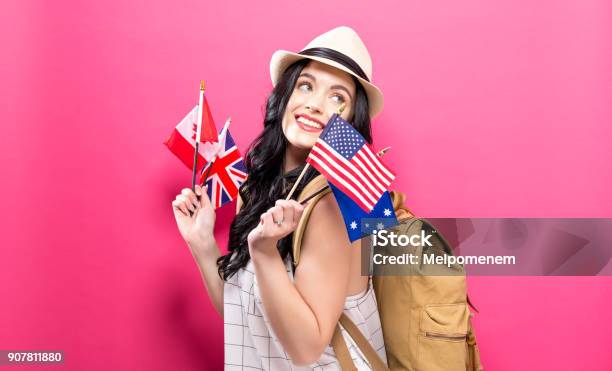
left=281, top=60, right=357, bottom=150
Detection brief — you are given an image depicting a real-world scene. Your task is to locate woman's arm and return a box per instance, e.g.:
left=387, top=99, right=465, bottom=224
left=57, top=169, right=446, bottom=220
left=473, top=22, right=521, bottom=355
left=248, top=195, right=351, bottom=366
left=173, top=185, right=225, bottom=318
left=189, top=238, right=225, bottom=317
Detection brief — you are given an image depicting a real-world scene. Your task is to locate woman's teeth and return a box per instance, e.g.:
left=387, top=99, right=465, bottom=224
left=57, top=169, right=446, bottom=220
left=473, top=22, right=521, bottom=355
left=297, top=116, right=322, bottom=129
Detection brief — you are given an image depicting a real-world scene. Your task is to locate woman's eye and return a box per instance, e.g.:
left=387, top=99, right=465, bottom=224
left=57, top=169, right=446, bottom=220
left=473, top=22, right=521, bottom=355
left=298, top=82, right=312, bottom=92
left=331, top=94, right=345, bottom=104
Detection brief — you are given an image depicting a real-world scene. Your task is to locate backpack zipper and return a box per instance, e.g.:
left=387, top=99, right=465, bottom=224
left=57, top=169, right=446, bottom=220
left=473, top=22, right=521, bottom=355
left=425, top=332, right=467, bottom=341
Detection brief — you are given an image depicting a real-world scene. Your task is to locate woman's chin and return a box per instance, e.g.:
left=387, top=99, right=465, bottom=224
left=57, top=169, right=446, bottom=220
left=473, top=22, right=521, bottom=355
left=287, top=140, right=315, bottom=151
left=285, top=132, right=317, bottom=150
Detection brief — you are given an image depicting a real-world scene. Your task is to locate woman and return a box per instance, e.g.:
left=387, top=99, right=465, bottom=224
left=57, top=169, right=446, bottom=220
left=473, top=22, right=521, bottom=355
left=172, top=26, right=387, bottom=370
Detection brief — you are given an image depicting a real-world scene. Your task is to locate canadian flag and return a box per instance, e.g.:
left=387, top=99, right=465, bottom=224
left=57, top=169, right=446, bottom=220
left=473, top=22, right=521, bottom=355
left=164, top=102, right=219, bottom=173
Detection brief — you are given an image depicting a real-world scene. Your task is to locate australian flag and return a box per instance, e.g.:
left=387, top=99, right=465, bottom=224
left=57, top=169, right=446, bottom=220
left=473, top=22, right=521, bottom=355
left=200, top=124, right=247, bottom=209
left=329, top=182, right=398, bottom=242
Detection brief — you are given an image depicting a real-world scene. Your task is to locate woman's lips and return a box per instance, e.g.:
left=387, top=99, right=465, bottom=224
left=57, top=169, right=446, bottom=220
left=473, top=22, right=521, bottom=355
left=294, top=114, right=324, bottom=133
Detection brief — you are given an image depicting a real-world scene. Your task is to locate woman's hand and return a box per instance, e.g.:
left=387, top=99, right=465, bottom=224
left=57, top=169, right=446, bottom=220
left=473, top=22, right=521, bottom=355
left=247, top=200, right=305, bottom=257
left=172, top=185, right=216, bottom=256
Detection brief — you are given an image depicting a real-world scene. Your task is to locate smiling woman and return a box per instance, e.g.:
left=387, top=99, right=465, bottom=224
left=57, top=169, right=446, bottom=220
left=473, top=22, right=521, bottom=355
left=172, top=26, right=387, bottom=370
left=282, top=61, right=358, bottom=168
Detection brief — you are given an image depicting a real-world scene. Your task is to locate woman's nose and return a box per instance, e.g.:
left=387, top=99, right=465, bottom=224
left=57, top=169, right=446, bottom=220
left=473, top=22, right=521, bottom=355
left=305, top=92, right=326, bottom=114
left=305, top=97, right=325, bottom=113
left=304, top=103, right=321, bottom=113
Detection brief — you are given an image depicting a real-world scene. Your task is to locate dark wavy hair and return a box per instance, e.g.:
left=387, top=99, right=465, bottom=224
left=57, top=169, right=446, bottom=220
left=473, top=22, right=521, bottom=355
left=217, top=59, right=373, bottom=280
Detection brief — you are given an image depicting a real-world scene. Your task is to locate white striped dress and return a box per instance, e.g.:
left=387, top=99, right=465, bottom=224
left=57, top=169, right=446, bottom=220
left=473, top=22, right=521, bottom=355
left=223, top=255, right=387, bottom=370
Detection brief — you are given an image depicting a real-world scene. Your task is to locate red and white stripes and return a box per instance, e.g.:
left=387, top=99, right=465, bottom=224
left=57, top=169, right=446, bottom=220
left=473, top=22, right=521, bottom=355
left=307, top=139, right=394, bottom=212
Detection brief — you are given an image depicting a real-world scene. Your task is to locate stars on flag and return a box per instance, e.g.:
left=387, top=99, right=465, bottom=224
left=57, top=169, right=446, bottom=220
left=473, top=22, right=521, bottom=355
left=324, top=117, right=366, bottom=158
left=383, top=208, right=392, bottom=217
left=350, top=221, right=358, bottom=230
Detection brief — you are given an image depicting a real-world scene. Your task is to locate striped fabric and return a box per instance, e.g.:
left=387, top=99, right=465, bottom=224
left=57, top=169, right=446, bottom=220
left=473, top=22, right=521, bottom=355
left=223, top=257, right=387, bottom=370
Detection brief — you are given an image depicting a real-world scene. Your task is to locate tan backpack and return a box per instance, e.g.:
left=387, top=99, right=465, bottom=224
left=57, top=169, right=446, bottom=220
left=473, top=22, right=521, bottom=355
left=292, top=175, right=484, bottom=371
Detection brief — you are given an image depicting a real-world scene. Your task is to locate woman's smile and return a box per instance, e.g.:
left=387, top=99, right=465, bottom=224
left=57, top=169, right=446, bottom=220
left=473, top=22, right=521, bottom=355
left=294, top=113, right=325, bottom=133
left=281, top=60, right=356, bottom=152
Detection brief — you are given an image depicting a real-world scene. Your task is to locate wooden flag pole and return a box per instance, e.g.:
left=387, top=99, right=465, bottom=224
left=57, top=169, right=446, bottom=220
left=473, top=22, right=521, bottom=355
left=200, top=156, right=216, bottom=187
left=285, top=103, right=346, bottom=200
left=285, top=163, right=310, bottom=200
left=200, top=117, right=231, bottom=187
left=377, top=146, right=391, bottom=157
left=192, top=80, right=206, bottom=192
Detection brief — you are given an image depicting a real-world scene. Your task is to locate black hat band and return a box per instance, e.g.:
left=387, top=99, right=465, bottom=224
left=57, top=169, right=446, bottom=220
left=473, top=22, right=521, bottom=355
left=298, top=47, right=370, bottom=83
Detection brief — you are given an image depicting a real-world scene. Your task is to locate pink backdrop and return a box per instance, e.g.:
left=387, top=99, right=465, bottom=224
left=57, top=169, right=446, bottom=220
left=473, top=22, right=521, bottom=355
left=1, top=0, right=611, bottom=370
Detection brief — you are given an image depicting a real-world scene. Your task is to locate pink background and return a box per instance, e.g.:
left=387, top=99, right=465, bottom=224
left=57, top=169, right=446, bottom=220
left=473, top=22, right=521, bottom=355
left=1, top=0, right=611, bottom=370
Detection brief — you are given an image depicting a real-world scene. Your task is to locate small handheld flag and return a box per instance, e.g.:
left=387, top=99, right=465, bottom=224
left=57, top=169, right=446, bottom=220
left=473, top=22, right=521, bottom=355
left=195, top=81, right=219, bottom=144
left=298, top=147, right=397, bottom=242
left=200, top=122, right=247, bottom=209
left=329, top=183, right=398, bottom=242
left=306, top=115, right=395, bottom=212
left=191, top=81, right=220, bottom=191
left=164, top=82, right=219, bottom=174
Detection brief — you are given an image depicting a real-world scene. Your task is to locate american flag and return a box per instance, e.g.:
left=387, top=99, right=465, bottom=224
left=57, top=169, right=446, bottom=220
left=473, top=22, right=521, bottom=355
left=200, top=124, right=247, bottom=209
left=306, top=115, right=395, bottom=212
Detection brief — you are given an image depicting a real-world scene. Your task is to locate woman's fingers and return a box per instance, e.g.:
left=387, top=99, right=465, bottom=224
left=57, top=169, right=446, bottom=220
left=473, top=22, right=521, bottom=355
left=172, top=196, right=190, bottom=216
left=172, top=200, right=185, bottom=216
left=275, top=200, right=294, bottom=227
left=181, top=188, right=200, bottom=210
left=183, top=195, right=196, bottom=213
left=261, top=210, right=274, bottom=229
left=250, top=200, right=307, bottom=247
left=197, top=185, right=212, bottom=209
left=269, top=205, right=284, bottom=226
left=288, top=200, right=305, bottom=225
left=173, top=192, right=201, bottom=216
left=263, top=201, right=305, bottom=231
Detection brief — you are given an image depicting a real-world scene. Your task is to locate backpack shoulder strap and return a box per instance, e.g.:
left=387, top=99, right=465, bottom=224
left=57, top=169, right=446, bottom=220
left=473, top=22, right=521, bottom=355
left=337, top=313, right=389, bottom=371
left=291, top=175, right=389, bottom=370
left=331, top=323, right=358, bottom=371
left=292, top=175, right=331, bottom=266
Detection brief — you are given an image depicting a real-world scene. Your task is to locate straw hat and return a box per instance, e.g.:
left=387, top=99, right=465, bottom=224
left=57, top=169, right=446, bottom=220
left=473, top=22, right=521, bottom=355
left=269, top=26, right=384, bottom=118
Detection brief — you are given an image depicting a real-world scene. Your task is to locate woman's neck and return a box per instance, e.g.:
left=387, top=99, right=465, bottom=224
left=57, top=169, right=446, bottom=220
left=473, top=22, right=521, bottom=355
left=283, top=144, right=309, bottom=173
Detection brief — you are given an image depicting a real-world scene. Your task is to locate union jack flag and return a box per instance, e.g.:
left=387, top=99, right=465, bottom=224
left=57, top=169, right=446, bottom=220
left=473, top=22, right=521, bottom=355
left=200, top=124, right=247, bottom=209
left=306, top=114, right=395, bottom=212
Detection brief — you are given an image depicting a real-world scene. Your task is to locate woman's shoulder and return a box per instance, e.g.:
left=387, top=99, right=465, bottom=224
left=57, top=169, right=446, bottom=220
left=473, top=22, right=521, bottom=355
left=302, top=191, right=348, bottom=246
left=307, top=191, right=342, bottom=222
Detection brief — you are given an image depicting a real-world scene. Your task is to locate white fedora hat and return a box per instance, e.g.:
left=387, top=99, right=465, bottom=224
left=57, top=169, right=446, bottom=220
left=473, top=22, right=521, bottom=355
left=269, top=26, right=384, bottom=118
